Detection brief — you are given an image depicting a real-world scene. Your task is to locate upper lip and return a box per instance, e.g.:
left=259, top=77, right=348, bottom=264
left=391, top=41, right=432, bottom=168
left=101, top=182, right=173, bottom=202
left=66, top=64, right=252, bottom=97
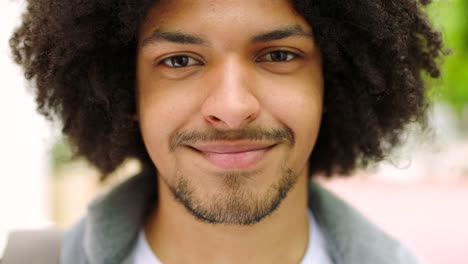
left=189, top=141, right=276, bottom=153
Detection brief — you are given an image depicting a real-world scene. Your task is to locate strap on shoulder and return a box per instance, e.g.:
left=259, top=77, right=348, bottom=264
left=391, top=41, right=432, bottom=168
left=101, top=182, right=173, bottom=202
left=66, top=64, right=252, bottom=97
left=2, top=228, right=63, bottom=264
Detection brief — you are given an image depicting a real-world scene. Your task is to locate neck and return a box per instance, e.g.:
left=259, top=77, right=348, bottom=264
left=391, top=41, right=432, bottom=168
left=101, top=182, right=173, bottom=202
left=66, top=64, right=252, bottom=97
left=144, top=172, right=310, bottom=264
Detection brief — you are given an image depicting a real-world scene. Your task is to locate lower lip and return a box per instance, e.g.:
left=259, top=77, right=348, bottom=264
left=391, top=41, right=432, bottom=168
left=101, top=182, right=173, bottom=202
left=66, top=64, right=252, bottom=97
left=197, top=148, right=270, bottom=170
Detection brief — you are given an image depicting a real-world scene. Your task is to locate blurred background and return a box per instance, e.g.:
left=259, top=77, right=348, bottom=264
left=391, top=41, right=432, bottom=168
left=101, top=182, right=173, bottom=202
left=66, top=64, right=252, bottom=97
left=0, top=0, right=467, bottom=263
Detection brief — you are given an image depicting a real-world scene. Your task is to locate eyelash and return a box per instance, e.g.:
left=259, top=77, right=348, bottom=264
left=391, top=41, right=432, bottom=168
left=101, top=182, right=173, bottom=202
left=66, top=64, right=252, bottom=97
left=256, top=50, right=299, bottom=63
left=158, top=50, right=300, bottom=68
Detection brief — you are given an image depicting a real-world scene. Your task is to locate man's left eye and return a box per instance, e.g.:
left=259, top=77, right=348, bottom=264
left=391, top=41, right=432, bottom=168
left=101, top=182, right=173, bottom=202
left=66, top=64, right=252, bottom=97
left=258, top=51, right=297, bottom=62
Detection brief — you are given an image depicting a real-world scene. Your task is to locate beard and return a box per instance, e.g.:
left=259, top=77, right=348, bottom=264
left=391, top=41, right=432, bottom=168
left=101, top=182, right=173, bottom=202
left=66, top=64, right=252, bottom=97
left=162, top=126, right=298, bottom=225
left=164, top=164, right=299, bottom=225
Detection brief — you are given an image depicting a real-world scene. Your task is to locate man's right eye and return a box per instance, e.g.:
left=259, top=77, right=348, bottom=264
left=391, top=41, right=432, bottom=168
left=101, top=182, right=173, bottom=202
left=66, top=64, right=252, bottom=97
left=161, top=55, right=202, bottom=68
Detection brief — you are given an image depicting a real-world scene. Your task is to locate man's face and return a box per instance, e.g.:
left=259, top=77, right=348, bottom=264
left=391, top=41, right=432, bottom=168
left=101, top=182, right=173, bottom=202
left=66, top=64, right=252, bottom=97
left=136, top=0, right=323, bottom=225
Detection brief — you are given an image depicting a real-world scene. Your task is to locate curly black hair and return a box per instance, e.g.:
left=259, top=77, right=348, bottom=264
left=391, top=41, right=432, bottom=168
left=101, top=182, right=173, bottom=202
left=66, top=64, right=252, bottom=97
left=10, top=0, right=444, bottom=179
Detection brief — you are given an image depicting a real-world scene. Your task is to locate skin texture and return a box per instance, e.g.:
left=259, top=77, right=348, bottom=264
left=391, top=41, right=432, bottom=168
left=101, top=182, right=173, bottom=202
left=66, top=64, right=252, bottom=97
left=137, top=0, right=322, bottom=263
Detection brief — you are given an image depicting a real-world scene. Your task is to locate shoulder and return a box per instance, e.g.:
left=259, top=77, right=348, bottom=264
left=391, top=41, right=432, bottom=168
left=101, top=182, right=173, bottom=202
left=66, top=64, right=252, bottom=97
left=61, top=171, right=156, bottom=264
left=61, top=219, right=89, bottom=264
left=308, top=182, right=424, bottom=264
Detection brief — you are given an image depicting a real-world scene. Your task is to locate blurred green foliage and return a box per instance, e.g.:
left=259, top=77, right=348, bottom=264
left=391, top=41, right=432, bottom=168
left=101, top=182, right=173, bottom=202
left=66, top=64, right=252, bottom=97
left=49, top=136, right=74, bottom=175
left=428, top=0, right=468, bottom=115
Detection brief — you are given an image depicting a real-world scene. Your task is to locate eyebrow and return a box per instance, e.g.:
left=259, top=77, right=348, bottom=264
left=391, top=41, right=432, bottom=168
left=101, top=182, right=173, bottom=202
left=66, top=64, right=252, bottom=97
left=140, top=24, right=313, bottom=48
left=141, top=30, right=207, bottom=47
left=251, top=25, right=314, bottom=43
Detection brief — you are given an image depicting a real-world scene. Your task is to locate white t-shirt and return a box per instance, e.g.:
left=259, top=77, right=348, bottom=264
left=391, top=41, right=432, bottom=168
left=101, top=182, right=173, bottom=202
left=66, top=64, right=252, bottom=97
left=132, top=209, right=332, bottom=264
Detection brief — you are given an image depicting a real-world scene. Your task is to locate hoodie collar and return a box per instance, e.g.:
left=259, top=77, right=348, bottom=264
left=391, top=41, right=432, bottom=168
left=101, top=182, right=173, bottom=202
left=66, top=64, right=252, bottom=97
left=84, top=171, right=157, bottom=264
left=81, top=171, right=419, bottom=264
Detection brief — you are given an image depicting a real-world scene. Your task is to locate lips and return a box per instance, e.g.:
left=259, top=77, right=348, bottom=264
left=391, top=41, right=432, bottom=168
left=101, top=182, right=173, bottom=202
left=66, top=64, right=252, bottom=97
left=189, top=141, right=276, bottom=170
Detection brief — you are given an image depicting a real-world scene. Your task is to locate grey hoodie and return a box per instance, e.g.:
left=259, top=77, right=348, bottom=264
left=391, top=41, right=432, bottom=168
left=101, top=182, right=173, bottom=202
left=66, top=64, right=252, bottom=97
left=61, top=171, right=423, bottom=264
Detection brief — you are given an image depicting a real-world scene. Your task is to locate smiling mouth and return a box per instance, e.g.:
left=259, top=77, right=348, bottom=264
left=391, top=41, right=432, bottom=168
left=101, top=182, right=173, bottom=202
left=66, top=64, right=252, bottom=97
left=189, top=141, right=277, bottom=170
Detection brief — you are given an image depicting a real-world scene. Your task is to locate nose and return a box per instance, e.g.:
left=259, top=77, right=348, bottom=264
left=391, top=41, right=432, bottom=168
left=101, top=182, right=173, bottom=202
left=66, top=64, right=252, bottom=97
left=201, top=58, right=260, bottom=129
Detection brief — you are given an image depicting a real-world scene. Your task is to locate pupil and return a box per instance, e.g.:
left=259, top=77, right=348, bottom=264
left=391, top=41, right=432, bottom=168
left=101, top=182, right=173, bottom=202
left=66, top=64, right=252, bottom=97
left=271, top=51, right=286, bottom=61
left=172, top=56, right=188, bottom=67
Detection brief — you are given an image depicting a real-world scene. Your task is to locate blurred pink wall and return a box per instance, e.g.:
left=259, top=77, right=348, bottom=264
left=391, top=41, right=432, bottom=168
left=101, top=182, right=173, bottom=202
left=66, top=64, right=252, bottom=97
left=321, top=177, right=468, bottom=264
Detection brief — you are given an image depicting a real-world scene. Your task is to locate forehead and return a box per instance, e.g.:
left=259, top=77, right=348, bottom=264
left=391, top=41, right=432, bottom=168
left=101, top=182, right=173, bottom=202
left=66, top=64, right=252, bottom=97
left=151, top=0, right=292, bottom=14
left=139, top=0, right=310, bottom=42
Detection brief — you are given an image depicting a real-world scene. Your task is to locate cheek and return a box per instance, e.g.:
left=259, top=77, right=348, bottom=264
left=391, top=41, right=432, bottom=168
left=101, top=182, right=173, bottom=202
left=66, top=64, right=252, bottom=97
left=262, top=73, right=323, bottom=169
left=137, top=77, right=201, bottom=167
left=271, top=88, right=323, bottom=143
left=264, top=68, right=323, bottom=131
left=137, top=67, right=203, bottom=134
left=137, top=97, right=174, bottom=170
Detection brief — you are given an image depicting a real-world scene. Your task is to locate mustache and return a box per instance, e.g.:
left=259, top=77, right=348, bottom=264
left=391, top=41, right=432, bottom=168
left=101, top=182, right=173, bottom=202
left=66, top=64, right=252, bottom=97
left=169, top=127, right=295, bottom=151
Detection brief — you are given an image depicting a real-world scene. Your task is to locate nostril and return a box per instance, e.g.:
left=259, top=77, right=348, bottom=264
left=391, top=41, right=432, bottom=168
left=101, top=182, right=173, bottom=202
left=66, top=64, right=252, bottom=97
left=209, top=115, right=221, bottom=122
